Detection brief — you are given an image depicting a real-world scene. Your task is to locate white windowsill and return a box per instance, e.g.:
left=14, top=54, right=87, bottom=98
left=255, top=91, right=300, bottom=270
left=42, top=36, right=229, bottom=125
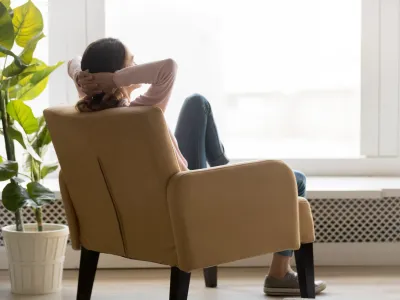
left=306, top=177, right=400, bottom=198
left=38, top=176, right=400, bottom=200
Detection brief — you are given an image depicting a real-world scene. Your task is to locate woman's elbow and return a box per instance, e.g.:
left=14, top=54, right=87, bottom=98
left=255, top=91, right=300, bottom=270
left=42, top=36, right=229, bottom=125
left=164, top=58, right=178, bottom=74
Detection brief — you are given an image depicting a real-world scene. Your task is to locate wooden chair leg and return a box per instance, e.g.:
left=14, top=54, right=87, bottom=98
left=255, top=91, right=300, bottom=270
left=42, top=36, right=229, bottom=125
left=169, top=267, right=191, bottom=300
left=77, top=247, right=100, bottom=300
left=294, top=243, right=316, bottom=299
left=203, top=266, right=218, bottom=288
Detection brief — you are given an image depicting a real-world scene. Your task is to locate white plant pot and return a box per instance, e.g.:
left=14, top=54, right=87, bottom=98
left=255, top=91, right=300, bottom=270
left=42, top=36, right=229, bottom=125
left=2, top=223, right=69, bottom=295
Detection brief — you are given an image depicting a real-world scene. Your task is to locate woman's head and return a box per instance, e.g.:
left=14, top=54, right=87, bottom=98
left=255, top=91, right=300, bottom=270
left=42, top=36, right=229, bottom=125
left=76, top=38, right=138, bottom=112
left=81, top=37, right=127, bottom=74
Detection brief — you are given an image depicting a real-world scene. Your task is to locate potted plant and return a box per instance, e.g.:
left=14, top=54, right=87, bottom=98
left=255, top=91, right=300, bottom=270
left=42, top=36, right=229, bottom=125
left=0, top=0, right=68, bottom=295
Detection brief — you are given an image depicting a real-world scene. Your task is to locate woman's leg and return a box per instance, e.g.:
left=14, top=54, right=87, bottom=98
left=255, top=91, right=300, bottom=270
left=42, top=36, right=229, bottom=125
left=268, top=171, right=306, bottom=279
left=265, top=171, right=325, bottom=296
left=294, top=170, right=307, bottom=198
left=174, top=94, right=229, bottom=170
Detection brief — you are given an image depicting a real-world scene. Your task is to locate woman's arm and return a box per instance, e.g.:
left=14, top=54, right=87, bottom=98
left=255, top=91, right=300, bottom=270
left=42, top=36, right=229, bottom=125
left=115, top=59, right=177, bottom=112
left=75, top=58, right=178, bottom=112
left=67, top=57, right=86, bottom=98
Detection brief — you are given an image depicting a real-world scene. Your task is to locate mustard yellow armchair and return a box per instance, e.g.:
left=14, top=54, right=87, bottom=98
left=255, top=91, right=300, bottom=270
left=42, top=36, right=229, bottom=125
left=44, top=106, right=316, bottom=300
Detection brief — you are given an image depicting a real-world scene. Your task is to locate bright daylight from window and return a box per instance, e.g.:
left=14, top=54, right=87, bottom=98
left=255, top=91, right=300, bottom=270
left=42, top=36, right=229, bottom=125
left=106, top=0, right=361, bottom=159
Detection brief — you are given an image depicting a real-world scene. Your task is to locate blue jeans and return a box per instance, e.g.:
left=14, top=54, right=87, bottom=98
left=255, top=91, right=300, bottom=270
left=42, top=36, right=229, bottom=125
left=175, top=94, right=306, bottom=257
left=175, top=94, right=229, bottom=168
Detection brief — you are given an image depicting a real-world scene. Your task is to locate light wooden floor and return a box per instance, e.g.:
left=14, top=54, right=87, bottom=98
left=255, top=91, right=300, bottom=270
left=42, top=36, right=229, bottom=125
left=0, top=267, right=399, bottom=299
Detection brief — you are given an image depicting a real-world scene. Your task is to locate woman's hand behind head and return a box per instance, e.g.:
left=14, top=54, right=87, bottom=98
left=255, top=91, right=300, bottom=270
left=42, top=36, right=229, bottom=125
left=77, top=71, right=117, bottom=96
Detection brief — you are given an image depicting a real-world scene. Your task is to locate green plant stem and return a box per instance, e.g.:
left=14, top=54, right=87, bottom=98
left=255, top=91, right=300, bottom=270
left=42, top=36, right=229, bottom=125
left=14, top=209, right=24, bottom=232
left=35, top=207, right=43, bottom=232
left=0, top=92, right=13, bottom=160
left=17, top=172, right=31, bottom=180
left=0, top=55, right=8, bottom=84
left=4, top=81, right=15, bottom=156
left=0, top=94, right=23, bottom=230
left=1, top=57, right=23, bottom=232
left=32, top=156, right=40, bottom=182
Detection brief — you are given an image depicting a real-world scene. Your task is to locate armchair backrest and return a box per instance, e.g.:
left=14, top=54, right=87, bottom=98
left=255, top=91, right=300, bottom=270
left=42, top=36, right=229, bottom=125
left=44, top=106, right=180, bottom=266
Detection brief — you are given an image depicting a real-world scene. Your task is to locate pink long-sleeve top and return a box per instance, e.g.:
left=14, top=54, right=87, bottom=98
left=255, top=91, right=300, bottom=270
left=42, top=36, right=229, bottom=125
left=68, top=57, right=189, bottom=171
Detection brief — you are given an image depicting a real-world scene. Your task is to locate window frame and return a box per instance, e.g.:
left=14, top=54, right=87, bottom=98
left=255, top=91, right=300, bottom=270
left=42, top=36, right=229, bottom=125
left=49, top=0, right=400, bottom=176
left=361, top=0, right=400, bottom=158
left=48, top=0, right=106, bottom=108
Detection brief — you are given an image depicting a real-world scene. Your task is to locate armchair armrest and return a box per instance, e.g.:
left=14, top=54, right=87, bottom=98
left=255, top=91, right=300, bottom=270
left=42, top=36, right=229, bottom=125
left=167, top=160, right=301, bottom=272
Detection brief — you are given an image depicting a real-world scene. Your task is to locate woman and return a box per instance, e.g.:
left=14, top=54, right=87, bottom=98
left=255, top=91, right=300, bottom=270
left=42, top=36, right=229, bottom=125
left=69, top=37, right=326, bottom=297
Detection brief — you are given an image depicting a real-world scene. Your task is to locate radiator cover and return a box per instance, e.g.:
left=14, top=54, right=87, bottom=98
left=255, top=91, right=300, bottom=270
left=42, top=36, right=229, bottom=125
left=1, top=197, right=400, bottom=246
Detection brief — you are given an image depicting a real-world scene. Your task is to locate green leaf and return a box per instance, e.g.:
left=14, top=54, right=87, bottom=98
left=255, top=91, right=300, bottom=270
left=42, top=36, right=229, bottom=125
left=0, top=127, right=30, bottom=153
left=32, top=122, right=51, bottom=153
left=0, top=0, right=10, bottom=9
left=37, top=115, right=45, bottom=127
left=8, top=7, right=14, bottom=19
left=12, top=176, right=24, bottom=183
left=12, top=0, right=43, bottom=47
left=8, top=125, right=26, bottom=148
left=12, top=121, right=42, bottom=162
left=40, top=162, right=58, bottom=179
left=2, top=181, right=29, bottom=212
left=1, top=62, right=22, bottom=78
left=3, top=59, right=45, bottom=87
left=0, top=45, right=26, bottom=69
left=2, top=33, right=45, bottom=77
left=0, top=160, right=18, bottom=181
left=20, top=32, right=44, bottom=64
left=30, top=158, right=40, bottom=181
left=32, top=115, right=51, bottom=155
left=19, top=58, right=46, bottom=73
left=0, top=2, right=14, bottom=56
left=7, top=100, right=38, bottom=134
left=8, top=61, right=63, bottom=101
left=27, top=182, right=55, bottom=206
left=25, top=199, right=38, bottom=208
left=0, top=155, right=3, bottom=163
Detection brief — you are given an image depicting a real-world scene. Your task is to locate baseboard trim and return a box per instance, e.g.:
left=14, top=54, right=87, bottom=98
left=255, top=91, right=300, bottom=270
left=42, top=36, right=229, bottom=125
left=1, top=243, right=399, bottom=270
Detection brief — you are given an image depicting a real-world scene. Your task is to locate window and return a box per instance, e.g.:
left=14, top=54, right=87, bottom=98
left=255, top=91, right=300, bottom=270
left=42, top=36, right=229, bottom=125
left=106, top=0, right=361, bottom=159
left=47, top=0, right=400, bottom=175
